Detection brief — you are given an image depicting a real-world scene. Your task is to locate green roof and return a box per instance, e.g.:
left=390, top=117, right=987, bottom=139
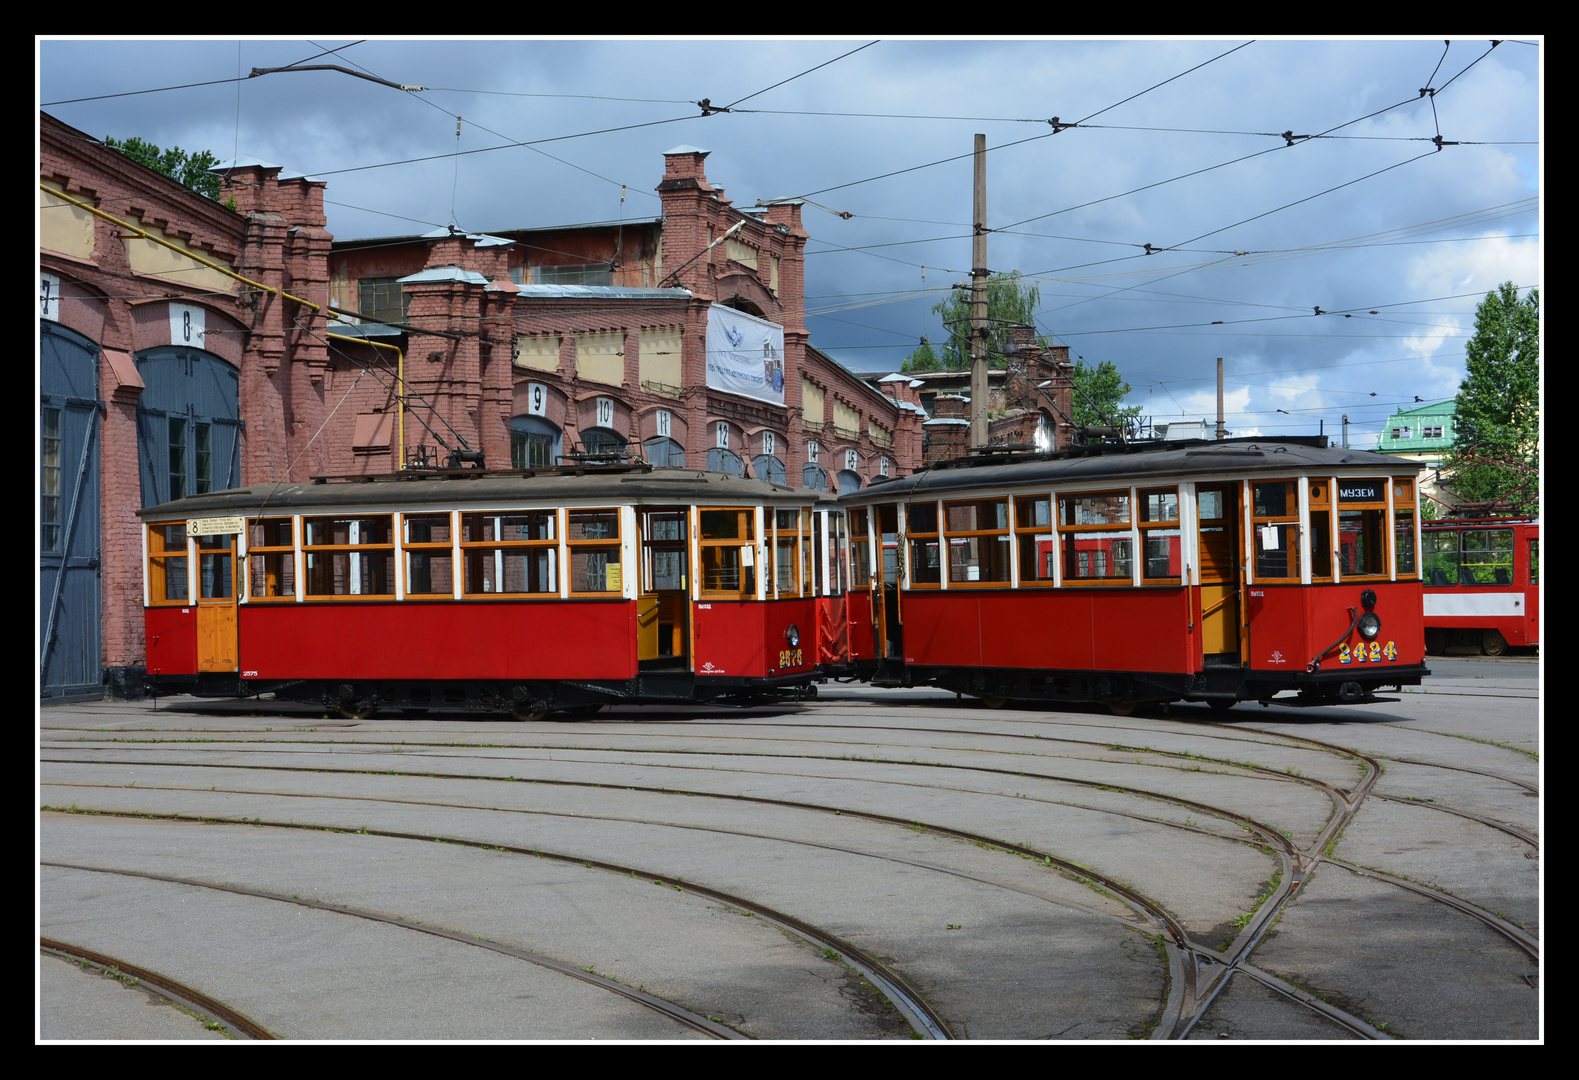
left=1376, top=399, right=1455, bottom=453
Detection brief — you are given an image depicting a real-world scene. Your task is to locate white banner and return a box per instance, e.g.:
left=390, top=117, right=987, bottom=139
left=705, top=305, right=785, bottom=407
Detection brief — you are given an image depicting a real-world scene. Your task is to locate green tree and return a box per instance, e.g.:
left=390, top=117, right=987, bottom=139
left=105, top=136, right=223, bottom=201
left=1070, top=358, right=1143, bottom=438
left=1447, top=282, right=1539, bottom=516
left=905, top=270, right=1051, bottom=370
left=902, top=337, right=942, bottom=372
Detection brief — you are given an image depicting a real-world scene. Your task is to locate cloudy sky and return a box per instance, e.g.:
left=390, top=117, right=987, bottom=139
left=38, top=37, right=1541, bottom=446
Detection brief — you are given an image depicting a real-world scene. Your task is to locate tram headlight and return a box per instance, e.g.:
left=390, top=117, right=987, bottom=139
left=785, top=624, right=801, bottom=648
left=1357, top=612, right=1382, bottom=640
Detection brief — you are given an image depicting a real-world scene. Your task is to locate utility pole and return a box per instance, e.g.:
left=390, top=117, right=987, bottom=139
left=1215, top=357, right=1225, bottom=440
left=969, top=134, right=989, bottom=450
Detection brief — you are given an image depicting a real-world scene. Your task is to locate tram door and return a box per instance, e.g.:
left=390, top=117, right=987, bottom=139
left=1196, top=484, right=1242, bottom=662
left=639, top=509, right=689, bottom=666
left=874, top=504, right=903, bottom=659
left=195, top=529, right=239, bottom=672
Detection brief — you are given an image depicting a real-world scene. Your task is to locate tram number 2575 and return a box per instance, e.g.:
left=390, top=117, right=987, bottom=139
left=778, top=648, right=805, bottom=669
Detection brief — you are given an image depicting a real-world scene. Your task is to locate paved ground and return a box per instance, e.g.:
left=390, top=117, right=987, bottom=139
left=36, top=657, right=1540, bottom=1043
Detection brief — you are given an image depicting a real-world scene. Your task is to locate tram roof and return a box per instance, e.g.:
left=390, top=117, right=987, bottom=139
left=843, top=437, right=1422, bottom=502
left=136, top=465, right=836, bottom=519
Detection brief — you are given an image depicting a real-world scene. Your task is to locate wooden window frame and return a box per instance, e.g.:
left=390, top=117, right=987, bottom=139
left=147, top=521, right=191, bottom=605
left=567, top=507, right=624, bottom=596
left=302, top=514, right=396, bottom=598
left=459, top=509, right=560, bottom=599
left=1391, top=477, right=1419, bottom=580
left=245, top=516, right=298, bottom=601
left=1138, top=486, right=1183, bottom=586
left=697, top=506, right=757, bottom=599
left=1013, top=494, right=1056, bottom=587
left=904, top=501, right=941, bottom=588
left=943, top=497, right=1010, bottom=586
left=772, top=507, right=803, bottom=597
left=401, top=511, right=458, bottom=599
left=1333, top=478, right=1389, bottom=583
left=1057, top=488, right=1134, bottom=586
left=1250, top=479, right=1302, bottom=584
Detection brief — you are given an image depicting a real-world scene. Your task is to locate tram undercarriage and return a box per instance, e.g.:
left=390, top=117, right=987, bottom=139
left=864, top=662, right=1428, bottom=710
left=147, top=671, right=819, bottom=719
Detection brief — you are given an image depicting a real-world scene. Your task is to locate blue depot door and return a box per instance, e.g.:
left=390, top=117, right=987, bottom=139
left=40, top=321, right=102, bottom=701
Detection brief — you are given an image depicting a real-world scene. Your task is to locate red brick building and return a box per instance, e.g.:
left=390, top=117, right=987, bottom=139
left=40, top=112, right=333, bottom=699
left=39, top=116, right=922, bottom=699
left=324, top=146, right=919, bottom=491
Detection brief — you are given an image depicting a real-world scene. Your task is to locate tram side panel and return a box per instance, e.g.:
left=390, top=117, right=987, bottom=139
left=1242, top=582, right=1425, bottom=674
left=901, top=589, right=1196, bottom=676
left=237, top=600, right=639, bottom=681
left=693, top=598, right=818, bottom=680
left=145, top=606, right=199, bottom=676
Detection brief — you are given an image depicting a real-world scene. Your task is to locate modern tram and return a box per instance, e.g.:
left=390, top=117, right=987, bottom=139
left=836, top=437, right=1430, bottom=710
left=1421, top=517, right=1539, bottom=655
left=137, top=465, right=850, bottom=718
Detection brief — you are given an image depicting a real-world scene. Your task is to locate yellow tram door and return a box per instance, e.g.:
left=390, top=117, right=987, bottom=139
left=193, top=527, right=239, bottom=672
left=639, top=509, right=689, bottom=666
left=1196, top=484, right=1242, bottom=661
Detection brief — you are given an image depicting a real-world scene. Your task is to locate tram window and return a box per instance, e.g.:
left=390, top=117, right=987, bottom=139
left=849, top=508, right=873, bottom=588
left=1424, top=529, right=1460, bottom=586
left=303, top=515, right=395, bottom=597
left=1392, top=479, right=1418, bottom=577
left=1334, top=479, right=1388, bottom=580
left=944, top=498, right=1010, bottom=584
left=905, top=502, right=941, bottom=586
left=1530, top=538, right=1539, bottom=585
left=1139, top=487, right=1182, bottom=584
left=774, top=508, right=801, bottom=596
left=1461, top=529, right=1514, bottom=586
left=828, top=512, right=850, bottom=596
left=147, top=523, right=190, bottom=604
left=699, top=507, right=757, bottom=597
left=196, top=533, right=234, bottom=599
left=403, top=513, right=455, bottom=597
left=802, top=508, right=817, bottom=597
left=644, top=511, right=687, bottom=593
left=1058, top=490, right=1132, bottom=584
left=568, top=509, right=622, bottom=594
left=462, top=511, right=557, bottom=597
left=1014, top=496, right=1055, bottom=586
left=1252, top=481, right=1301, bottom=582
left=247, top=517, right=296, bottom=599
left=878, top=505, right=900, bottom=583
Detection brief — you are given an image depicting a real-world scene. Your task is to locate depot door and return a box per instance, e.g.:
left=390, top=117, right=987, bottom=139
left=195, top=530, right=239, bottom=672
left=1196, top=484, right=1243, bottom=661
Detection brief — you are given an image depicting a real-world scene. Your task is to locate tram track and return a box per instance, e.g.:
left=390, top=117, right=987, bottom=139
left=40, top=938, right=276, bottom=1040
left=42, top=700, right=1537, bottom=1040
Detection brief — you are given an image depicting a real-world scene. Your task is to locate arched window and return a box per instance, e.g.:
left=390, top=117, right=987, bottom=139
left=511, top=415, right=562, bottom=468
left=134, top=345, right=240, bottom=506
left=752, top=455, right=787, bottom=486
left=708, top=447, right=744, bottom=476
left=837, top=469, right=863, bottom=493
left=581, top=428, right=628, bottom=460
left=803, top=463, right=829, bottom=491
left=643, top=437, right=686, bottom=468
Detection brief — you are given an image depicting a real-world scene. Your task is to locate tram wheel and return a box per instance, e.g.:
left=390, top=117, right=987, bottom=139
left=1424, top=629, right=1446, bottom=656
left=1106, top=700, right=1137, bottom=717
left=978, top=696, right=1008, bottom=710
left=1482, top=630, right=1508, bottom=657
left=1207, top=698, right=1237, bottom=712
left=336, top=704, right=378, bottom=720
left=511, top=706, right=550, bottom=722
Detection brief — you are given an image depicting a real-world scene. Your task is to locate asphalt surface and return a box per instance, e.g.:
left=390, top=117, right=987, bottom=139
left=36, top=656, right=1540, bottom=1042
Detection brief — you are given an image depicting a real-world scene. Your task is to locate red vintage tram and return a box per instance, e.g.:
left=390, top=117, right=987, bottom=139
left=1421, top=517, right=1539, bottom=655
left=836, top=437, right=1430, bottom=710
left=137, top=465, right=848, bottom=718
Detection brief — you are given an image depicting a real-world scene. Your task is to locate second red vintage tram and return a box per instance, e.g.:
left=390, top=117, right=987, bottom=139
left=836, top=437, right=1430, bottom=710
